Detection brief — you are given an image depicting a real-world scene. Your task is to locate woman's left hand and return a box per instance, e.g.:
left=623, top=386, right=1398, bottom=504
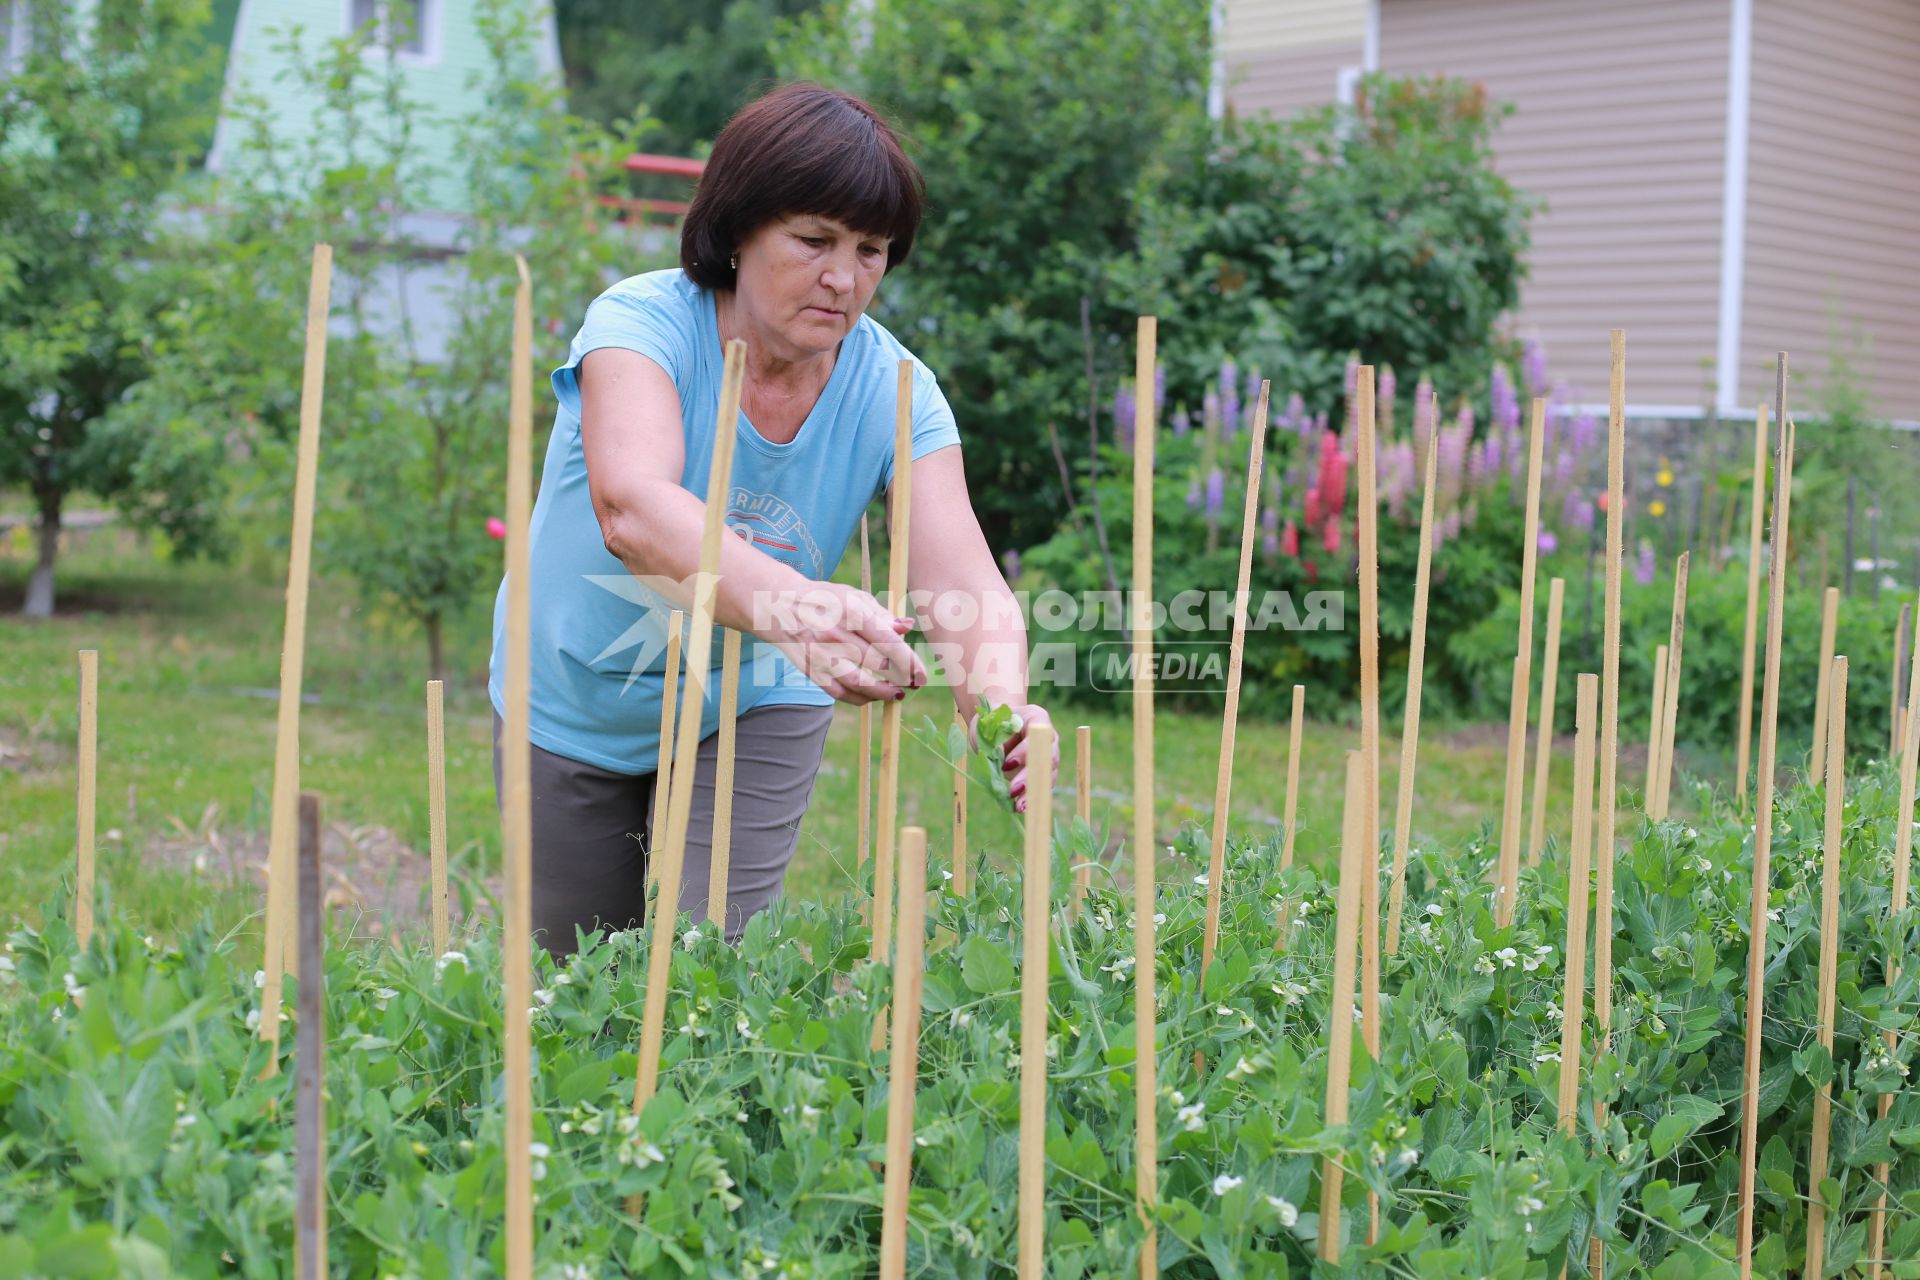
left=998, top=702, right=1060, bottom=814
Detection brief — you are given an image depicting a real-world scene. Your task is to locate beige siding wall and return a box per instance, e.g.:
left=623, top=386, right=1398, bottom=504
left=1741, top=0, right=1920, bottom=419
left=1379, top=0, right=1732, bottom=407
left=1222, top=0, right=1360, bottom=120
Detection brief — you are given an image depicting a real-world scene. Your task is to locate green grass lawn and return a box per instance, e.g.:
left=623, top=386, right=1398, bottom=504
left=1, top=523, right=1592, bottom=946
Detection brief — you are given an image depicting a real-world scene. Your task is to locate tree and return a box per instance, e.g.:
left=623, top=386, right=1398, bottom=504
left=217, top=0, right=659, bottom=681
left=0, top=0, right=227, bottom=617
left=553, top=0, right=819, bottom=158
left=776, top=0, right=1213, bottom=555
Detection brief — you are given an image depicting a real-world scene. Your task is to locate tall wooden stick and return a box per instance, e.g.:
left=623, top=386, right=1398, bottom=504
left=706, top=627, right=743, bottom=937
left=1018, top=724, right=1056, bottom=1278
left=1869, top=591, right=1920, bottom=1277
left=294, top=792, right=326, bottom=1280
left=1317, top=750, right=1365, bottom=1264
left=1645, top=645, right=1669, bottom=807
left=1557, top=674, right=1598, bottom=1135
left=877, top=826, right=928, bottom=1280
left=1201, top=382, right=1269, bottom=988
left=501, top=257, right=536, bottom=1280
left=858, top=515, right=874, bottom=876
left=1653, top=552, right=1691, bottom=819
left=260, top=244, right=333, bottom=1068
left=1591, top=333, right=1628, bottom=1280
left=870, top=361, right=915, bottom=1054
left=1804, top=654, right=1847, bottom=1280
left=1495, top=398, right=1547, bottom=924
left=633, top=339, right=745, bottom=1115
left=1527, top=579, right=1565, bottom=866
left=1071, top=724, right=1091, bottom=915
left=953, top=709, right=970, bottom=898
left=74, top=649, right=98, bottom=950
left=1386, top=397, right=1439, bottom=949
left=1811, top=585, right=1839, bottom=778
left=1737, top=368, right=1794, bottom=1277
left=1736, top=405, right=1768, bottom=810
left=1275, top=684, right=1305, bottom=945
left=1130, top=317, right=1159, bottom=1278
left=426, top=679, right=449, bottom=957
left=1355, top=369, right=1383, bottom=1102
left=648, top=618, right=684, bottom=869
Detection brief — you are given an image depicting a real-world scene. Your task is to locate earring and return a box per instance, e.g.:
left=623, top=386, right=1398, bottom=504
left=730, top=253, right=738, bottom=270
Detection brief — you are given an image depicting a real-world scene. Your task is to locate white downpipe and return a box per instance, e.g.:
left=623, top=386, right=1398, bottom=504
left=1363, top=0, right=1381, bottom=73
left=1207, top=0, right=1226, bottom=120
left=1715, top=0, right=1754, bottom=414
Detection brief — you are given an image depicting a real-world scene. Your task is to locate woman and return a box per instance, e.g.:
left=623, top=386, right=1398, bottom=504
left=488, top=83, right=1056, bottom=955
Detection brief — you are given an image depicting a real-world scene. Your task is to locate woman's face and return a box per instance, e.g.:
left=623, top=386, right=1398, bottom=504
left=732, top=213, right=890, bottom=360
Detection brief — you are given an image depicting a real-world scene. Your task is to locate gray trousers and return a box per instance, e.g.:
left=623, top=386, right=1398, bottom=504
left=490, top=703, right=834, bottom=956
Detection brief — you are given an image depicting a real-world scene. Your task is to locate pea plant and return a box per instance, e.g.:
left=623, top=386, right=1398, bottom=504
left=0, top=733, right=1914, bottom=1277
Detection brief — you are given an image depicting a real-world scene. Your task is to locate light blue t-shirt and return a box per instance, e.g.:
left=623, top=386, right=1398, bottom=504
left=487, top=268, right=961, bottom=774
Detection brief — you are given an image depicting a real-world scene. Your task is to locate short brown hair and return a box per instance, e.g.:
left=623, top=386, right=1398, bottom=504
left=681, top=83, right=925, bottom=290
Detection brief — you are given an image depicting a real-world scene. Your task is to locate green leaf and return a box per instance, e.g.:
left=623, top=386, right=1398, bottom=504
left=556, top=1056, right=616, bottom=1108
left=960, top=935, right=1016, bottom=994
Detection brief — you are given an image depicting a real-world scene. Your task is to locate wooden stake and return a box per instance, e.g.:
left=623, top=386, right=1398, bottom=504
left=74, top=649, right=97, bottom=949
left=1804, top=654, right=1847, bottom=1280
left=1591, top=333, right=1628, bottom=1280
left=1736, top=405, right=1768, bottom=809
left=1645, top=645, right=1669, bottom=808
left=1737, top=368, right=1794, bottom=1278
left=1072, top=724, right=1091, bottom=915
left=1869, top=592, right=1920, bottom=1277
left=632, top=339, right=745, bottom=1115
left=1202, top=381, right=1269, bottom=988
left=1317, top=750, right=1365, bottom=1264
left=1811, top=585, right=1839, bottom=779
left=1653, top=552, right=1690, bottom=819
left=1355, top=369, right=1383, bottom=1104
left=1018, top=724, right=1056, bottom=1278
left=858, top=515, right=873, bottom=876
left=1527, top=579, right=1565, bottom=865
left=953, top=709, right=970, bottom=898
left=1557, top=674, right=1598, bottom=1135
left=502, top=256, right=536, bottom=1280
left=877, top=826, right=929, bottom=1280
left=1275, top=684, right=1305, bottom=945
left=706, top=627, right=743, bottom=937
left=260, top=244, right=332, bottom=1069
left=294, top=792, right=326, bottom=1280
left=1495, top=398, right=1547, bottom=924
left=1386, top=397, right=1440, bottom=948
left=870, top=360, right=915, bottom=1055
left=648, top=617, right=684, bottom=871
left=1130, top=316, right=1159, bottom=1278
left=426, top=679, right=449, bottom=958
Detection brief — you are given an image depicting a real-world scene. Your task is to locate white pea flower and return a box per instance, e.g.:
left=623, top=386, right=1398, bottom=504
left=1211, top=1174, right=1243, bottom=1196
left=253, top=969, right=266, bottom=989
left=1494, top=947, right=1519, bottom=969
left=1473, top=954, right=1497, bottom=976
left=1193, top=874, right=1209, bottom=888
left=1267, top=1195, right=1299, bottom=1226
left=435, top=951, right=468, bottom=977
left=1425, top=903, right=1445, bottom=918
left=372, top=987, right=398, bottom=1010
left=528, top=1141, right=551, bottom=1182
left=1177, top=1101, right=1205, bottom=1132
left=1225, top=1056, right=1256, bottom=1081
left=561, top=1265, right=593, bottom=1280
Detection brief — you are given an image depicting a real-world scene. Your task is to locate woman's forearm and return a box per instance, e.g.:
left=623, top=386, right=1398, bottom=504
left=920, top=576, right=1030, bottom=723
left=598, top=477, right=808, bottom=640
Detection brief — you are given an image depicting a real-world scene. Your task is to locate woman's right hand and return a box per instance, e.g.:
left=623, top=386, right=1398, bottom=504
left=767, top=580, right=927, bottom=704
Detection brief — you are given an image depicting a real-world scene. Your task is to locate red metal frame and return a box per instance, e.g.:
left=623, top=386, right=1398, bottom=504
left=607, top=153, right=705, bottom=220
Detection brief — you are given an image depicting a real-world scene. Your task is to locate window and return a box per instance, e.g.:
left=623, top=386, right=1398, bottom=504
left=348, top=0, right=432, bottom=61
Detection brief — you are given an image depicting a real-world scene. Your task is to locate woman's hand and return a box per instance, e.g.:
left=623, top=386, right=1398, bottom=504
left=984, top=702, right=1059, bottom=815
left=767, top=580, right=927, bottom=705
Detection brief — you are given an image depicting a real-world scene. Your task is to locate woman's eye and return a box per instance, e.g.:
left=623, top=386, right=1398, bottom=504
left=800, top=236, right=827, bottom=248
left=860, top=244, right=884, bottom=258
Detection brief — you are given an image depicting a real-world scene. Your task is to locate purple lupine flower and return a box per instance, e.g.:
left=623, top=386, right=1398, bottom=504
left=1204, top=467, right=1226, bottom=520
left=1001, top=547, right=1022, bottom=579
left=1634, top=540, right=1656, bottom=585
left=1571, top=407, right=1599, bottom=458
left=1202, top=390, right=1222, bottom=439
left=1538, top=530, right=1559, bottom=554
left=1283, top=392, right=1308, bottom=436
left=1443, top=509, right=1464, bottom=541
left=1484, top=435, right=1503, bottom=483
left=1262, top=504, right=1279, bottom=536
left=1186, top=473, right=1202, bottom=510
left=1113, top=383, right=1136, bottom=453
left=1153, top=366, right=1166, bottom=412
left=1552, top=446, right=1577, bottom=494
left=1345, top=355, right=1360, bottom=400
left=1378, top=365, right=1397, bottom=423
left=1562, top=489, right=1594, bottom=532
left=1523, top=338, right=1549, bottom=398
left=1245, top=368, right=1263, bottom=430
left=1491, top=363, right=1519, bottom=432
left=1172, top=408, right=1191, bottom=438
